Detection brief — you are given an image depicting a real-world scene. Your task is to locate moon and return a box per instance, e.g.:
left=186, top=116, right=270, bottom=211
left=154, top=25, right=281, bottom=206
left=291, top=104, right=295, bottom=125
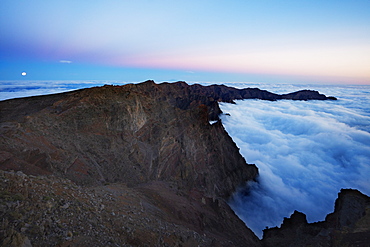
left=21, top=72, right=27, bottom=76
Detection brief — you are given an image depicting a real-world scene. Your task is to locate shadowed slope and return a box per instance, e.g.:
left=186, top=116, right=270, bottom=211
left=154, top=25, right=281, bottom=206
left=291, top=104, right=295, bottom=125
left=0, top=81, right=337, bottom=246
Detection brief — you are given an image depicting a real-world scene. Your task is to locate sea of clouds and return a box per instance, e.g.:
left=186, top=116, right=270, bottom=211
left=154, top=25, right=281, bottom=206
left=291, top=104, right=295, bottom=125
left=219, top=83, right=370, bottom=238
left=0, top=80, right=130, bottom=101
left=1, top=81, right=370, bottom=239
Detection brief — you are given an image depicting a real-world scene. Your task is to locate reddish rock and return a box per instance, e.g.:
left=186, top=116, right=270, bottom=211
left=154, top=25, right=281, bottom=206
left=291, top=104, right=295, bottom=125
left=0, top=81, right=339, bottom=246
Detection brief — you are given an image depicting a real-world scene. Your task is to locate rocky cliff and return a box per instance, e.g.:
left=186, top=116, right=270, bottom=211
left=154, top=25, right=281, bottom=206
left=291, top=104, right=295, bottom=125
left=0, top=81, right=263, bottom=199
left=0, top=81, right=339, bottom=246
left=262, top=189, right=370, bottom=247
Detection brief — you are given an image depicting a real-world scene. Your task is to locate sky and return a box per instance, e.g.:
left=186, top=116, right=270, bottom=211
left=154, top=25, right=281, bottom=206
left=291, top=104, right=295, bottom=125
left=1, top=0, right=370, bottom=84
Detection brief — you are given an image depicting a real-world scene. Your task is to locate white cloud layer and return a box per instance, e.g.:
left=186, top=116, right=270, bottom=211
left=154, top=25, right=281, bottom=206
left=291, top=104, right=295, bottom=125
left=1, top=81, right=369, bottom=240
left=0, top=81, right=129, bottom=101
left=220, top=85, right=370, bottom=238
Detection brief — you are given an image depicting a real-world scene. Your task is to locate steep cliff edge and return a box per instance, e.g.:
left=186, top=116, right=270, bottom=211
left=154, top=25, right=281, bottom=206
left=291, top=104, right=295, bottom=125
left=262, top=189, right=370, bottom=247
left=0, top=81, right=262, bottom=199
left=0, top=81, right=336, bottom=198
left=0, top=81, right=337, bottom=246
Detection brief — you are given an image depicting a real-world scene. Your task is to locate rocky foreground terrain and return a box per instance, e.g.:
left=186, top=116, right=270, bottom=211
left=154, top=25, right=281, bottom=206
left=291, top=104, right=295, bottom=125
left=1, top=81, right=368, bottom=246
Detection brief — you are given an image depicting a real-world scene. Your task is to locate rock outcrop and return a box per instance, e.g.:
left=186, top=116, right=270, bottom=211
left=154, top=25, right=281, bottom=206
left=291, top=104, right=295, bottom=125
left=262, top=189, right=370, bottom=247
left=0, top=81, right=338, bottom=246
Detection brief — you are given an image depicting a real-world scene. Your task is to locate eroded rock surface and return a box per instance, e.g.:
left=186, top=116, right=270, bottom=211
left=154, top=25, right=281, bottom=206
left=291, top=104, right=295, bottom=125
left=0, top=170, right=259, bottom=246
left=262, top=189, right=370, bottom=247
left=0, top=81, right=338, bottom=246
left=0, top=81, right=261, bottom=198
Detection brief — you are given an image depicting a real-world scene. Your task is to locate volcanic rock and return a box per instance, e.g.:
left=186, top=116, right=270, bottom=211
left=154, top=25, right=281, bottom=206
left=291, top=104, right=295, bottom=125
left=0, top=81, right=337, bottom=246
left=262, top=189, right=370, bottom=247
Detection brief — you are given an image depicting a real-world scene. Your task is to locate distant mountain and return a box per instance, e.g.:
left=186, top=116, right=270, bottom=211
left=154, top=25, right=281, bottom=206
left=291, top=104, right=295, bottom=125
left=1, top=81, right=351, bottom=246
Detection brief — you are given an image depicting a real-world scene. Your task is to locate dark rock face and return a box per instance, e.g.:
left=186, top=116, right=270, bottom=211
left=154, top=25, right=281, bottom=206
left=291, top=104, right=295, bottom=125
left=0, top=81, right=338, bottom=246
left=0, top=81, right=260, bottom=199
left=262, top=189, right=370, bottom=247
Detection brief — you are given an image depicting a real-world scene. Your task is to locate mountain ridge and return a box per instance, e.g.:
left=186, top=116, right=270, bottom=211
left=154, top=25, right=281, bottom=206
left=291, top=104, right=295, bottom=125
left=2, top=81, right=359, bottom=247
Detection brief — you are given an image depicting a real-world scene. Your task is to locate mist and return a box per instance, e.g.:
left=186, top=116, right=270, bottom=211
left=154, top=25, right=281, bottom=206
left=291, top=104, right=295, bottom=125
left=220, top=86, right=370, bottom=238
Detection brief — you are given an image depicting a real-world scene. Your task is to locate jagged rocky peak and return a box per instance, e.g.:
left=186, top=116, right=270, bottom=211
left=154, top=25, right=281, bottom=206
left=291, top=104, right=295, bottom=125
left=262, top=189, right=370, bottom=247
left=326, top=189, right=370, bottom=230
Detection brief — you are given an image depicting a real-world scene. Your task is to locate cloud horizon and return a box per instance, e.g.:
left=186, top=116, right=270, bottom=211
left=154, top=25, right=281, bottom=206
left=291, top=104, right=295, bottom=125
left=220, top=86, right=370, bottom=238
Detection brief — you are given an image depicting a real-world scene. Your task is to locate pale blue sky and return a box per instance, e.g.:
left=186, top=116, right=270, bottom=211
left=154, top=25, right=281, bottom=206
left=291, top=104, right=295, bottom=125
left=1, top=0, right=370, bottom=84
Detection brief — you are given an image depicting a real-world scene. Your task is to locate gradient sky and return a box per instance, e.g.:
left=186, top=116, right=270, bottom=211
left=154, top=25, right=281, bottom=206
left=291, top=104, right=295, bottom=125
left=1, top=0, right=370, bottom=84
